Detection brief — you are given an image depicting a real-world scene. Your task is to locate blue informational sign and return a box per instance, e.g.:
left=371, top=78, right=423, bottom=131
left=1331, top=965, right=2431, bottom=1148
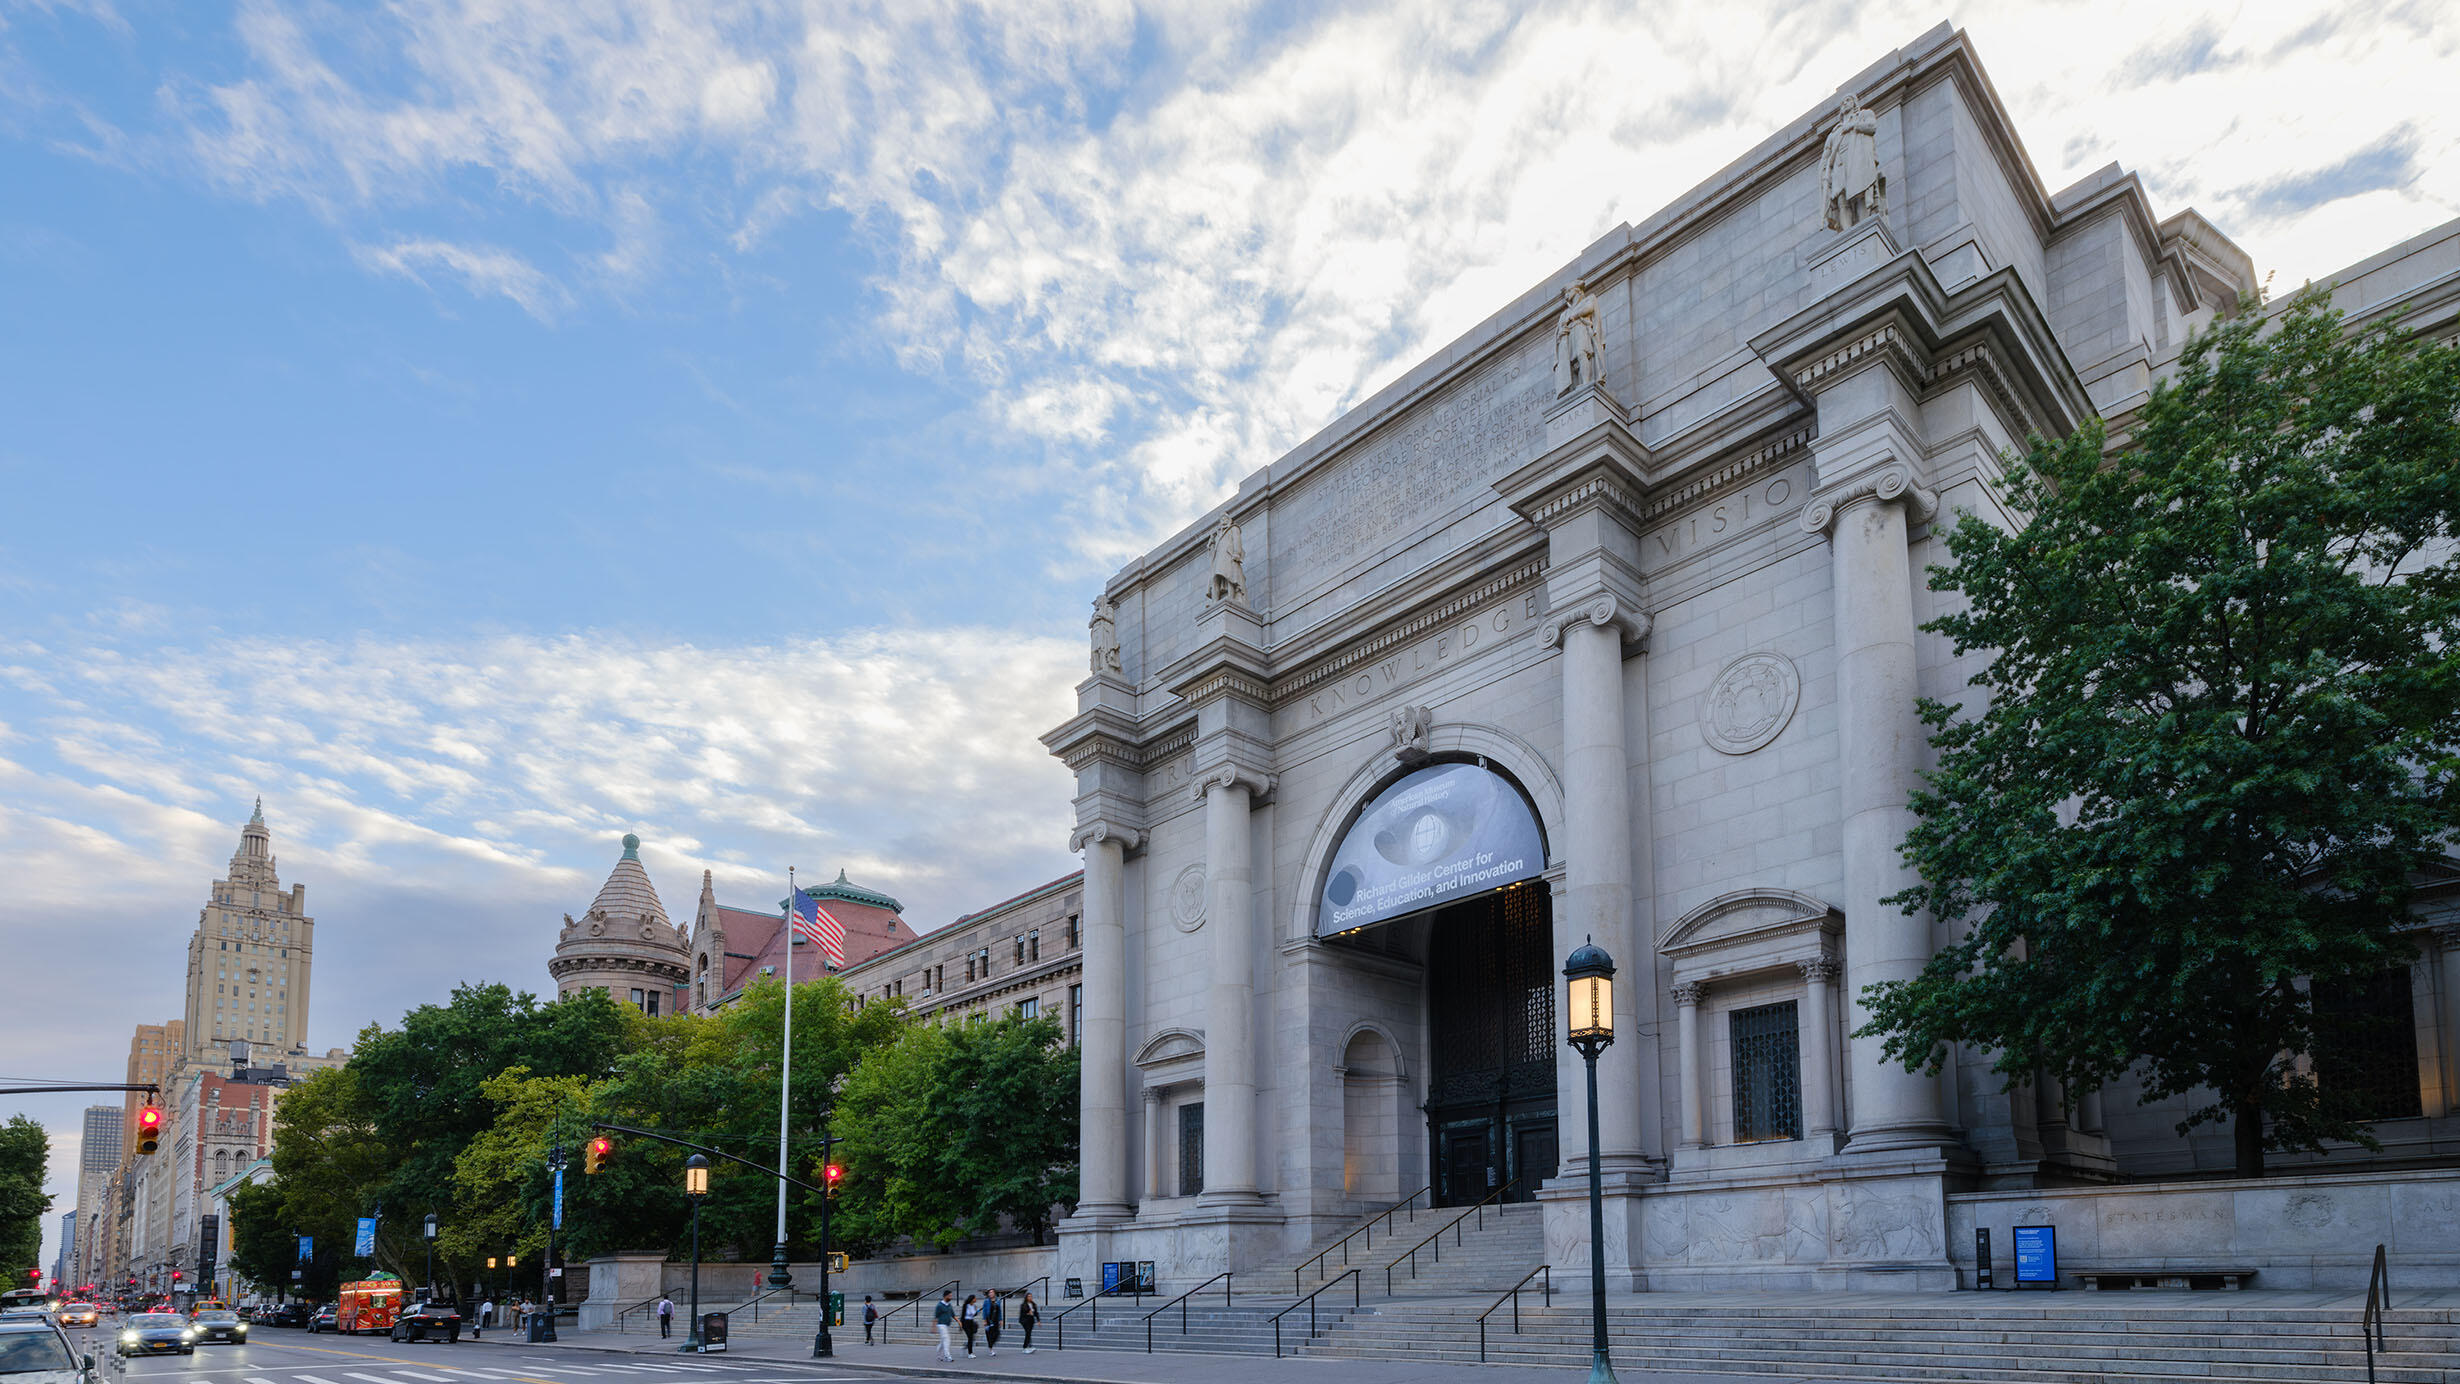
left=1100, top=1262, right=1122, bottom=1295
left=353, top=1218, right=376, bottom=1257
left=552, top=1167, right=566, bottom=1229
left=297, top=1236, right=313, bottom=1262
left=1316, top=762, right=1547, bottom=937
left=2012, top=1225, right=2057, bottom=1285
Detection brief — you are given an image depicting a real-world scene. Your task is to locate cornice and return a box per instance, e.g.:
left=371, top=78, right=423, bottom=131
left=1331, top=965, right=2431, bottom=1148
left=1271, top=555, right=1547, bottom=706
left=1173, top=666, right=1273, bottom=709
left=1041, top=701, right=1144, bottom=772
left=1641, top=428, right=1811, bottom=524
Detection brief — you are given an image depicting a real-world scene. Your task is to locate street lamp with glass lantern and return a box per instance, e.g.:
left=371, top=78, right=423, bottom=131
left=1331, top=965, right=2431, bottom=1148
left=422, top=1215, right=438, bottom=1306
left=682, top=1155, right=710, bottom=1352
left=1563, top=938, right=1619, bottom=1384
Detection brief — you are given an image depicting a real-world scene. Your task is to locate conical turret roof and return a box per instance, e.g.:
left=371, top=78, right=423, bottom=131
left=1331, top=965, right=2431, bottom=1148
left=587, top=832, right=670, bottom=925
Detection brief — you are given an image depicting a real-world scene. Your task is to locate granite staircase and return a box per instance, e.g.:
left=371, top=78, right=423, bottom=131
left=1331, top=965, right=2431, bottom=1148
left=1249, top=1199, right=1549, bottom=1301
left=1305, top=1294, right=2460, bottom=1383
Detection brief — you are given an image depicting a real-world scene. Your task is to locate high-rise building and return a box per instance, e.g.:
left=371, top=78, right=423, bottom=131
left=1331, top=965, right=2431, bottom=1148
left=120, top=1021, right=180, bottom=1170
left=69, top=1105, right=120, bottom=1290
left=180, top=801, right=317, bottom=1069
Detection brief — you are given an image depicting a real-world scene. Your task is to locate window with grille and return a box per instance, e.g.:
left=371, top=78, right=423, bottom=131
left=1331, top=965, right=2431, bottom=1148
left=1069, top=984, right=1082, bottom=1046
left=2312, top=966, right=2423, bottom=1122
left=1730, top=1001, right=1803, bottom=1142
left=1178, top=1102, right=1204, bottom=1197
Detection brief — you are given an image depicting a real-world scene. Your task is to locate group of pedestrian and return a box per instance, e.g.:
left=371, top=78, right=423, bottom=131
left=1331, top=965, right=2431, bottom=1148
left=924, top=1286, right=1038, bottom=1360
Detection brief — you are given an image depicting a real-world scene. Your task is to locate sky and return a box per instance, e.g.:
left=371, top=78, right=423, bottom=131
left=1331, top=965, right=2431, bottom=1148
left=4, top=0, right=2454, bottom=1278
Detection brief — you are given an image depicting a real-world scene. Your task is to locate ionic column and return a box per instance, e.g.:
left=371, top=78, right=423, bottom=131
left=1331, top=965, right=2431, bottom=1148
left=1673, top=981, right=1707, bottom=1149
left=1201, top=767, right=1270, bottom=1200
left=1798, top=957, right=1841, bottom=1142
left=2075, top=1088, right=2106, bottom=1136
left=1801, top=469, right=1953, bottom=1152
left=1142, top=1088, right=1166, bottom=1200
left=1071, top=823, right=1138, bottom=1218
left=1547, top=597, right=1651, bottom=1173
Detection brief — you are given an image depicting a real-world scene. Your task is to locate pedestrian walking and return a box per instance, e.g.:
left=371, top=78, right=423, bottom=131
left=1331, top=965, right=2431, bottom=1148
left=931, top=1290, right=956, bottom=1361
left=1017, top=1290, right=1039, bottom=1353
left=861, top=1296, right=877, bottom=1345
left=656, top=1295, right=673, bottom=1338
left=981, top=1289, right=1003, bottom=1356
left=479, top=1298, right=494, bottom=1331
left=960, top=1293, right=980, bottom=1356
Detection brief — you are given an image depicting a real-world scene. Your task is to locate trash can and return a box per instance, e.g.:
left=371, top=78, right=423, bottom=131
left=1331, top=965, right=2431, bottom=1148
left=826, top=1292, right=844, bottom=1327
left=699, top=1312, right=728, bottom=1352
left=526, top=1313, right=550, bottom=1343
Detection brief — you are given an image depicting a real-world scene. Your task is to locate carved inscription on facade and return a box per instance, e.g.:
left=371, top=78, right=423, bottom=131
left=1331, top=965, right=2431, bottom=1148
left=1638, top=463, right=1814, bottom=574
left=1284, top=341, right=1546, bottom=568
left=1296, top=594, right=1543, bottom=724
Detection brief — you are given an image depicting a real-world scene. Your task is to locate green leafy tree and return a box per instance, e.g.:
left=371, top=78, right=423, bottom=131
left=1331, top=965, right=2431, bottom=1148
left=0, top=1117, right=50, bottom=1282
left=1863, top=288, right=2460, bottom=1176
left=263, top=1067, right=391, bottom=1289
left=837, top=1013, right=1078, bottom=1249
left=224, top=1180, right=300, bottom=1300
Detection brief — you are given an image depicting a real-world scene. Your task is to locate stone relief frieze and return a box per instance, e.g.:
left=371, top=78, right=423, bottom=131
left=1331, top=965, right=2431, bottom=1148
left=1169, top=865, right=1208, bottom=932
left=1702, top=651, right=1801, bottom=755
left=1832, top=1187, right=1944, bottom=1260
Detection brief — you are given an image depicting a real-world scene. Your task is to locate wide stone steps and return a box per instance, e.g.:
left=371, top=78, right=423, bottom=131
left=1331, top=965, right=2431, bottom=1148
left=1256, top=1202, right=1547, bottom=1300
left=1305, top=1302, right=2460, bottom=1383
left=1046, top=1299, right=1355, bottom=1356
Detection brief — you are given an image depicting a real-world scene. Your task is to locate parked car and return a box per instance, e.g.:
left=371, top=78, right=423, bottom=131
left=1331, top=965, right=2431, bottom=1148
left=270, top=1304, right=309, bottom=1329
left=115, top=1313, right=194, bottom=1357
left=305, top=1307, right=336, bottom=1334
left=388, top=1301, right=459, bottom=1344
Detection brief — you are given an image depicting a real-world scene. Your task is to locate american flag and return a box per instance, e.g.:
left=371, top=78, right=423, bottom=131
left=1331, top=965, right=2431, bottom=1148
left=793, top=888, right=847, bottom=969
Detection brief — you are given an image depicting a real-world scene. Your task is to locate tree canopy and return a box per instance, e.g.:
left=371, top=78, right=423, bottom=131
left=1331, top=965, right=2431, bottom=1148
left=0, top=1117, right=50, bottom=1282
left=1862, top=288, right=2460, bottom=1176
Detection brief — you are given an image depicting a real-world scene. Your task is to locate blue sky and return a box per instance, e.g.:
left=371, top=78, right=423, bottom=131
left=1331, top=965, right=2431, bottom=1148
left=6, top=0, right=2456, bottom=1275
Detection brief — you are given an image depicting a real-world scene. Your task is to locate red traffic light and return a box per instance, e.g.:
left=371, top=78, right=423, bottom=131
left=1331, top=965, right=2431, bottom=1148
left=824, top=1163, right=843, bottom=1183
left=584, top=1136, right=612, bottom=1174
left=135, top=1106, right=163, bottom=1156
left=823, top=1163, right=844, bottom=1198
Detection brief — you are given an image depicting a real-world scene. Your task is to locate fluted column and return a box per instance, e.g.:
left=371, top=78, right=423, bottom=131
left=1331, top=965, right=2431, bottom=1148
left=1802, top=470, right=1952, bottom=1152
left=1202, top=768, right=1269, bottom=1201
left=1072, top=824, right=1137, bottom=1218
left=1673, top=981, right=1707, bottom=1149
left=1798, top=957, right=1841, bottom=1142
left=1548, top=597, right=1650, bottom=1172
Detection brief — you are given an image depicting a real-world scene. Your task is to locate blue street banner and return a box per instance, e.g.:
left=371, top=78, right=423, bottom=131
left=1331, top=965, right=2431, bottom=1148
left=552, top=1166, right=565, bottom=1229
left=353, top=1219, right=376, bottom=1257
left=2013, top=1225, right=2057, bottom=1285
left=297, top=1236, right=313, bottom=1262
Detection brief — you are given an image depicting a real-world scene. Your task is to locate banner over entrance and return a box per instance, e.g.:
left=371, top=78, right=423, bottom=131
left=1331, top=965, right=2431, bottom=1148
left=1316, top=761, right=1545, bottom=938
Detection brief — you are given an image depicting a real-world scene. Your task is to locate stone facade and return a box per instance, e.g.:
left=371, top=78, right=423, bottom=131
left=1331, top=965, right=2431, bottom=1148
left=839, top=873, right=1085, bottom=1033
left=1043, top=23, right=2460, bottom=1295
left=181, top=804, right=322, bottom=1069
left=686, top=868, right=918, bottom=1012
left=550, top=834, right=692, bottom=1011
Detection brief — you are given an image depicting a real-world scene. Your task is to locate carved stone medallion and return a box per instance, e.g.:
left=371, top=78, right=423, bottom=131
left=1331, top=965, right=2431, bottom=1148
left=1702, top=651, right=1800, bottom=755
left=1170, top=865, right=1208, bottom=932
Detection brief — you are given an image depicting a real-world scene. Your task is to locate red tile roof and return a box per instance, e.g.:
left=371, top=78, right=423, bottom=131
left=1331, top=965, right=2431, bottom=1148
left=715, top=901, right=916, bottom=997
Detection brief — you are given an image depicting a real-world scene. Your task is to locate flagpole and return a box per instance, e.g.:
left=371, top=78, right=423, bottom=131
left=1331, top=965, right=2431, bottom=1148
left=770, top=866, right=795, bottom=1290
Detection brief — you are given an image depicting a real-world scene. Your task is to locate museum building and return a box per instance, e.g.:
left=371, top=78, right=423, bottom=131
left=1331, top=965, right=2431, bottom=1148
left=1041, top=24, right=2460, bottom=1294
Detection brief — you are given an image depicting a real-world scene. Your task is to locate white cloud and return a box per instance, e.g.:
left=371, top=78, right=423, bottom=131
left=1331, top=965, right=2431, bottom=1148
left=352, top=236, right=570, bottom=320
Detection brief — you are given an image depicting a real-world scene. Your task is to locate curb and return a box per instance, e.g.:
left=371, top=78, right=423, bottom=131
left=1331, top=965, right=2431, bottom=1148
left=454, top=1333, right=1317, bottom=1384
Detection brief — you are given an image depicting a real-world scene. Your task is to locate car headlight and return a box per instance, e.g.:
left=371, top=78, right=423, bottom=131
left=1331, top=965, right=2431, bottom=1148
left=118, top=1332, right=137, bottom=1344
left=182, top=1331, right=197, bottom=1340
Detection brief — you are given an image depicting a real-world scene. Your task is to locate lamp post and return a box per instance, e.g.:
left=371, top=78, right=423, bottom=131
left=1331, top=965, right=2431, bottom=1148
left=1563, top=938, right=1619, bottom=1384
left=422, top=1215, right=437, bottom=1304
left=682, top=1155, right=710, bottom=1352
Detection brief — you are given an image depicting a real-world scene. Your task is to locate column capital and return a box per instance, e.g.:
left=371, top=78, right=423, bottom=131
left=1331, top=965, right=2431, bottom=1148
left=1141, top=1086, right=1164, bottom=1106
left=1798, top=956, right=1843, bottom=984
left=1670, top=979, right=1708, bottom=1008
left=1194, top=762, right=1275, bottom=806
left=1069, top=821, right=1145, bottom=854
left=1798, top=463, right=1937, bottom=536
left=2432, top=922, right=2460, bottom=949
left=1539, top=592, right=1652, bottom=650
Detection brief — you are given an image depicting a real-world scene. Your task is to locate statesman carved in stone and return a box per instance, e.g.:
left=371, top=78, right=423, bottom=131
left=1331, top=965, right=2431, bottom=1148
left=1207, top=516, right=1246, bottom=604
left=1819, top=92, right=1884, bottom=231
left=1089, top=594, right=1122, bottom=674
left=1553, top=278, right=1602, bottom=395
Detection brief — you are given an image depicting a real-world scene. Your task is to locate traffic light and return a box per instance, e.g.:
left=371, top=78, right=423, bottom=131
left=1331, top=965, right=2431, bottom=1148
left=135, top=1106, right=162, bottom=1156
left=823, top=1163, right=844, bottom=1200
left=584, top=1137, right=611, bottom=1174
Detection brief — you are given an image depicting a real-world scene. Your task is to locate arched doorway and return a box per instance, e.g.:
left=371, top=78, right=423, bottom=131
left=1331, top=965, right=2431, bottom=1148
left=1424, top=880, right=1558, bottom=1205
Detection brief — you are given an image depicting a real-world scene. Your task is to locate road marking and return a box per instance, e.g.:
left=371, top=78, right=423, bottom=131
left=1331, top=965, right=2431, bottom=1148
left=292, top=1375, right=342, bottom=1384
left=344, top=1372, right=403, bottom=1384
left=389, top=1372, right=460, bottom=1381
left=246, top=1375, right=282, bottom=1383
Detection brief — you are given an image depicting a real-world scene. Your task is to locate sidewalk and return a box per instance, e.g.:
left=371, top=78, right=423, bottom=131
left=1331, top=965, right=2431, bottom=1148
left=460, top=1323, right=1855, bottom=1384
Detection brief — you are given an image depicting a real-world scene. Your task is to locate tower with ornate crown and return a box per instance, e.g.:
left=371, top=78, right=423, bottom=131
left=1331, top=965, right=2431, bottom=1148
left=550, top=833, right=692, bottom=1014
left=179, top=799, right=318, bottom=1071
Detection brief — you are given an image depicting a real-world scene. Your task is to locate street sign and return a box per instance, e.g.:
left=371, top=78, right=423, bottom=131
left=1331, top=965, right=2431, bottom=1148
left=298, top=1236, right=313, bottom=1262
left=552, top=1167, right=565, bottom=1229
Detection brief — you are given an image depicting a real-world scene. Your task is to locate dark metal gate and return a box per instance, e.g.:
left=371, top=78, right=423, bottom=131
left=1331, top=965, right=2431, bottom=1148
left=1424, top=881, right=1556, bottom=1204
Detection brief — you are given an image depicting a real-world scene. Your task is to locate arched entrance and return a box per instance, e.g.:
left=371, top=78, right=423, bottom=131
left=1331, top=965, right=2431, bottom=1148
left=1424, top=881, right=1558, bottom=1205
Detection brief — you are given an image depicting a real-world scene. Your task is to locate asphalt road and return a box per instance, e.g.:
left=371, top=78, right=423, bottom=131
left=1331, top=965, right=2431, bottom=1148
left=56, top=1322, right=879, bottom=1384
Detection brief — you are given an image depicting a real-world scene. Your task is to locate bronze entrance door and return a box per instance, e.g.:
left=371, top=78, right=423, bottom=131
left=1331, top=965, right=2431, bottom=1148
left=1423, top=881, right=1556, bottom=1205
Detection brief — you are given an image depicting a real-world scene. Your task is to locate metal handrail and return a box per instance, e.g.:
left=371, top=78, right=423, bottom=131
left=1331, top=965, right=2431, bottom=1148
left=1385, top=1178, right=1519, bottom=1295
left=999, top=1275, right=1050, bottom=1303
left=2363, top=1242, right=2390, bottom=1384
left=1142, top=1272, right=1230, bottom=1353
left=1268, top=1268, right=1360, bottom=1358
left=610, top=1293, right=665, bottom=1332
left=1052, top=1280, right=1132, bottom=1348
left=875, top=1278, right=960, bottom=1343
left=1475, top=1264, right=1552, bottom=1363
left=1293, top=1186, right=1433, bottom=1293
left=744, top=1284, right=818, bottom=1322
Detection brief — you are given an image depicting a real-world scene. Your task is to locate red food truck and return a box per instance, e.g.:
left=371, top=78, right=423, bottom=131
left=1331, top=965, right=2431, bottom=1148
left=336, top=1277, right=405, bottom=1335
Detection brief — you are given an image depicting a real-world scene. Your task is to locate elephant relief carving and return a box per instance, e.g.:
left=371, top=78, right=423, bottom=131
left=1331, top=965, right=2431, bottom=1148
left=1833, top=1189, right=1943, bottom=1259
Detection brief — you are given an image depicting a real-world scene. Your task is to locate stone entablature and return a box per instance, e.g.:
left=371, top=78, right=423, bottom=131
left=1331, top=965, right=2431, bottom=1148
left=1043, top=19, right=2460, bottom=1299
